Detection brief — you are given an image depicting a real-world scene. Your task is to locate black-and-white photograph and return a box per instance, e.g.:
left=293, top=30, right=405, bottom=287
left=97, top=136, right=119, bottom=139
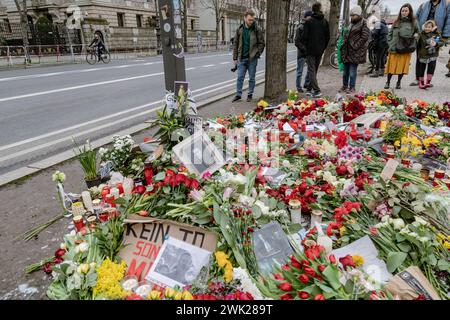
left=253, top=222, right=294, bottom=274
left=173, top=130, right=226, bottom=177
left=146, top=237, right=211, bottom=288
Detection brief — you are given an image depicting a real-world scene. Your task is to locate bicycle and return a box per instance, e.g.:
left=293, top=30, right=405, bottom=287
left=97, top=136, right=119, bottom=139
left=86, top=46, right=111, bottom=65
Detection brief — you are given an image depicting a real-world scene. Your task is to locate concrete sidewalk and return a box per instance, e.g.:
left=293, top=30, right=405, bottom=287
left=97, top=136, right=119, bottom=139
left=360, top=50, right=450, bottom=103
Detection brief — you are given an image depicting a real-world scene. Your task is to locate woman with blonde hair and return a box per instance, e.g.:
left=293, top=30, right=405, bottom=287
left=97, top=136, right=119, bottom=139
left=384, top=3, right=420, bottom=90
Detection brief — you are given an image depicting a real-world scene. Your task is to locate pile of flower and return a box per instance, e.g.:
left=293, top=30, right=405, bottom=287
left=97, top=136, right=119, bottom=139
left=28, top=90, right=450, bottom=301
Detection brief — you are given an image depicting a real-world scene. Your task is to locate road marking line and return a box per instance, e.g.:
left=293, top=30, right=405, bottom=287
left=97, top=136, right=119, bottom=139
left=220, top=62, right=230, bottom=64
left=0, top=61, right=296, bottom=154
left=0, top=72, right=164, bottom=102
left=186, top=67, right=196, bottom=70
left=202, top=64, right=215, bottom=68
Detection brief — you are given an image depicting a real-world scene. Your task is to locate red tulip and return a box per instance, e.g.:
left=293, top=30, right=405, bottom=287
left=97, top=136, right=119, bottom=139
left=278, top=282, right=293, bottom=292
left=298, top=274, right=309, bottom=284
left=290, top=256, right=302, bottom=269
left=280, top=294, right=293, bottom=300
left=303, top=267, right=316, bottom=277
left=314, top=294, right=325, bottom=300
left=54, top=248, right=66, bottom=259
left=318, top=265, right=326, bottom=273
left=42, top=262, right=53, bottom=274
left=327, top=254, right=337, bottom=264
left=273, top=273, right=284, bottom=280
left=298, top=291, right=310, bottom=299
left=138, top=210, right=149, bottom=217
left=339, top=255, right=356, bottom=270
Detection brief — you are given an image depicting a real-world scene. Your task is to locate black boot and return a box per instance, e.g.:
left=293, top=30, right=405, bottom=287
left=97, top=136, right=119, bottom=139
left=384, top=81, right=390, bottom=89
left=396, top=81, right=401, bottom=89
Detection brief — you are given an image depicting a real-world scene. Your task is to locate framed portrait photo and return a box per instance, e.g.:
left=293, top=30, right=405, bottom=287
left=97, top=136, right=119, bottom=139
left=172, top=130, right=226, bottom=177
left=145, top=237, right=212, bottom=288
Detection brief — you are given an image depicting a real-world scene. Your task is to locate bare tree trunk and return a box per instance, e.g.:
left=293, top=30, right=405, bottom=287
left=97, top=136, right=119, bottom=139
left=14, top=0, right=30, bottom=64
left=264, top=0, right=290, bottom=100
left=182, top=0, right=188, bottom=49
left=322, top=0, right=342, bottom=67
left=215, top=13, right=220, bottom=50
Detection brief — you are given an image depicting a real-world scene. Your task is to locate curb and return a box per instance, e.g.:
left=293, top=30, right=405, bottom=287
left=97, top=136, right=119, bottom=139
left=0, top=64, right=297, bottom=187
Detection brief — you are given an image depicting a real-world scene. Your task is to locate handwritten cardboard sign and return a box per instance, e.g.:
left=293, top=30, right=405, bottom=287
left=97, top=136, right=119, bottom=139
left=351, top=112, right=391, bottom=128
left=380, top=159, right=399, bottom=182
left=119, top=215, right=217, bottom=281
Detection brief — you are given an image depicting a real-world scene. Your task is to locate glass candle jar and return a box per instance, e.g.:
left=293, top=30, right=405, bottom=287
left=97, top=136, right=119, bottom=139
left=71, top=202, right=85, bottom=217
left=121, top=275, right=139, bottom=292
left=123, top=178, right=134, bottom=196
left=421, top=169, right=430, bottom=181
left=434, top=169, right=445, bottom=180
left=310, top=210, right=323, bottom=228
left=105, top=194, right=116, bottom=208
left=87, top=215, right=97, bottom=230
left=99, top=210, right=110, bottom=222
left=134, top=281, right=153, bottom=298
left=401, top=159, right=411, bottom=168
left=289, top=199, right=302, bottom=224
left=73, top=216, right=84, bottom=232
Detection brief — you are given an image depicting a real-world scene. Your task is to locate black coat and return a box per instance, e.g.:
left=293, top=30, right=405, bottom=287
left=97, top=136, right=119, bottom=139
left=300, top=12, right=330, bottom=56
left=372, top=20, right=389, bottom=49
left=295, top=21, right=307, bottom=58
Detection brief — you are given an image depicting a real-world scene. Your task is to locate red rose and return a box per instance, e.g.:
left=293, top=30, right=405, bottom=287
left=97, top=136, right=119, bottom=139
left=54, top=248, right=66, bottom=259
left=314, top=294, right=325, bottom=300
left=339, top=255, right=356, bottom=270
left=318, top=265, right=326, bottom=273
left=53, top=257, right=63, bottom=265
left=298, top=291, right=310, bottom=299
left=335, top=165, right=348, bottom=176
left=278, top=282, right=293, bottom=292
left=290, top=256, right=302, bottom=269
left=42, top=262, right=53, bottom=274
left=280, top=294, right=293, bottom=300
left=303, top=267, right=316, bottom=277
left=190, top=179, right=200, bottom=189
left=298, top=274, right=309, bottom=284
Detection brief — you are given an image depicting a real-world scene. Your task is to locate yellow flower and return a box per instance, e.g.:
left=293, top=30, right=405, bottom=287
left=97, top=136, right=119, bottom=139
left=93, top=258, right=127, bottom=300
left=149, top=290, right=162, bottom=300
left=215, top=251, right=229, bottom=268
left=437, top=233, right=446, bottom=241
left=394, top=140, right=401, bottom=147
left=258, top=100, right=269, bottom=108
left=444, top=242, right=450, bottom=250
left=164, top=287, right=176, bottom=299
left=224, top=264, right=233, bottom=282
left=182, top=291, right=194, bottom=300
left=174, top=292, right=183, bottom=300
left=352, top=255, right=365, bottom=267
left=339, top=226, right=347, bottom=236
left=409, top=125, right=417, bottom=132
left=400, top=147, right=409, bottom=153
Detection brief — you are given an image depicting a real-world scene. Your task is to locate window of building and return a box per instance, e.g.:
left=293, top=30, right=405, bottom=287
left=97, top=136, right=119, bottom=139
left=136, top=14, right=143, bottom=28
left=190, top=19, right=195, bottom=30
left=117, top=13, right=125, bottom=27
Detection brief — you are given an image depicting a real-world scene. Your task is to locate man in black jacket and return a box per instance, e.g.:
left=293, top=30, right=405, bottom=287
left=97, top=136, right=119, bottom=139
left=370, top=19, right=389, bottom=77
left=300, top=2, right=330, bottom=98
left=295, top=11, right=313, bottom=93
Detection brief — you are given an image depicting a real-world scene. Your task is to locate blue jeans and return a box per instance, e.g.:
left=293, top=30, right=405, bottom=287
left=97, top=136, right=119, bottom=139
left=343, top=63, right=358, bottom=88
left=236, top=58, right=258, bottom=97
left=296, top=57, right=310, bottom=90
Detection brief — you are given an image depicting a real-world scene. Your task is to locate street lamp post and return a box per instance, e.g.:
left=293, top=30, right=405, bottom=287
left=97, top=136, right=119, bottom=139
left=158, top=0, right=186, bottom=92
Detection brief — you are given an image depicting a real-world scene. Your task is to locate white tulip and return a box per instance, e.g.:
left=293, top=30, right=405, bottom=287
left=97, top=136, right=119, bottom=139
left=392, top=219, right=405, bottom=230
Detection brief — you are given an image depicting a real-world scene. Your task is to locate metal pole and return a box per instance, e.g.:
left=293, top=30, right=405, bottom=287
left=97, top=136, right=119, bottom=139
left=158, top=0, right=186, bottom=92
left=66, top=27, right=75, bottom=63
left=343, top=0, right=350, bottom=26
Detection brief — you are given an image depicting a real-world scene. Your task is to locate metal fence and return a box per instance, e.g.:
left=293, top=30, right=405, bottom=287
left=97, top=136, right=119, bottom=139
left=0, top=40, right=233, bottom=68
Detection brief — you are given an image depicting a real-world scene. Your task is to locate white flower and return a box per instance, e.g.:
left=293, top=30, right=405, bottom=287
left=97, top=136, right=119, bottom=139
left=322, top=171, right=337, bottom=184
left=381, top=215, right=390, bottom=223
left=60, top=243, right=67, bottom=250
left=392, top=219, right=405, bottom=230
left=408, top=232, right=418, bottom=238
left=52, top=171, right=66, bottom=183
left=282, top=160, right=290, bottom=168
left=414, top=216, right=428, bottom=226
left=254, top=200, right=270, bottom=216
left=77, top=242, right=89, bottom=253
left=399, top=227, right=409, bottom=235
left=230, top=174, right=247, bottom=185
left=239, top=195, right=255, bottom=206
left=418, top=236, right=430, bottom=243
left=232, top=267, right=264, bottom=300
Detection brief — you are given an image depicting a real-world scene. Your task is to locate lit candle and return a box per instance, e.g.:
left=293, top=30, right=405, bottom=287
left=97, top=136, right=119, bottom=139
left=135, top=282, right=152, bottom=297
left=73, top=216, right=84, bottom=232
left=81, top=191, right=94, bottom=212
left=121, top=276, right=139, bottom=291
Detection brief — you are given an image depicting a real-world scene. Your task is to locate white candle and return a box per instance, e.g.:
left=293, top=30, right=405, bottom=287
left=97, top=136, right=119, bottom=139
left=289, top=199, right=302, bottom=224
left=123, top=178, right=134, bottom=196
left=121, top=278, right=138, bottom=291
left=310, top=210, right=323, bottom=229
left=81, top=191, right=94, bottom=212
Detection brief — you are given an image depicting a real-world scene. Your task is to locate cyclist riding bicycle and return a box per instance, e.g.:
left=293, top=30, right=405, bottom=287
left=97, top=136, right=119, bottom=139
left=89, top=32, right=105, bottom=59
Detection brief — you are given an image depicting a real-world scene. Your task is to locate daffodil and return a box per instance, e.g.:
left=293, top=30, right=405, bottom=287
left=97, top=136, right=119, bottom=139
left=149, top=290, right=162, bottom=300
left=352, top=255, right=365, bottom=267
left=258, top=100, right=269, bottom=108
left=182, top=291, right=194, bottom=300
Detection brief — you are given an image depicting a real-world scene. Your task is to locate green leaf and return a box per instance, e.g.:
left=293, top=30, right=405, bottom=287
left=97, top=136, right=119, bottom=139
left=386, top=252, right=407, bottom=273
left=426, top=254, right=437, bottom=266
left=154, top=172, right=165, bottom=181
left=397, top=242, right=411, bottom=253
left=322, top=265, right=341, bottom=291
left=437, top=259, right=449, bottom=271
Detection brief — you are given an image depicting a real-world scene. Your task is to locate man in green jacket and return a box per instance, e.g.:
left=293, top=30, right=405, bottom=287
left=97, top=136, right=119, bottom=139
left=232, top=9, right=266, bottom=102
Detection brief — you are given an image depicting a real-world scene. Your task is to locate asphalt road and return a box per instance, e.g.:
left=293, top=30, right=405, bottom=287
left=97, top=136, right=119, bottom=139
left=0, top=45, right=298, bottom=177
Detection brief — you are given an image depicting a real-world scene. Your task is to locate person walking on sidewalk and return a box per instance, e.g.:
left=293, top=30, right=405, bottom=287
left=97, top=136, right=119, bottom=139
left=301, top=2, right=330, bottom=98
left=295, top=10, right=313, bottom=93
left=370, top=19, right=389, bottom=77
left=411, top=0, right=450, bottom=85
left=232, top=9, right=266, bottom=103
left=339, top=6, right=370, bottom=94
left=384, top=4, right=419, bottom=90
left=417, top=20, right=444, bottom=88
